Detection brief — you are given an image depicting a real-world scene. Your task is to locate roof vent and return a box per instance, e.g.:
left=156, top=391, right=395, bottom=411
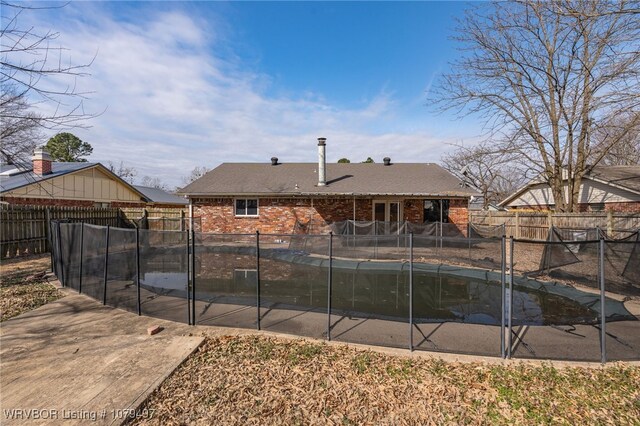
left=271, top=157, right=278, bottom=166
left=383, top=157, right=391, bottom=166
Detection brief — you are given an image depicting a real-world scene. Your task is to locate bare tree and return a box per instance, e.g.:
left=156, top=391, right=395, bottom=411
left=180, top=166, right=210, bottom=187
left=591, top=115, right=640, bottom=165
left=140, top=176, right=169, bottom=191
left=107, top=161, right=137, bottom=184
left=433, top=0, right=640, bottom=212
left=442, top=142, right=527, bottom=208
left=1, top=1, right=97, bottom=165
left=0, top=87, right=43, bottom=163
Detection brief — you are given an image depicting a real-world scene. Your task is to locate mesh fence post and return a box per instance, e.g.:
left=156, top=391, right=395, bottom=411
left=186, top=230, right=191, bottom=325
left=507, top=237, right=514, bottom=359
left=437, top=222, right=442, bottom=262
left=374, top=222, right=378, bottom=260
left=103, top=225, right=110, bottom=305
left=468, top=222, right=472, bottom=260
left=256, top=231, right=261, bottom=331
left=409, top=232, right=414, bottom=352
left=500, top=235, right=506, bottom=359
left=191, top=229, right=196, bottom=326
left=327, top=232, right=333, bottom=341
left=79, top=223, right=84, bottom=294
left=599, top=237, right=606, bottom=364
left=46, top=209, right=53, bottom=272
left=136, top=227, right=141, bottom=316
left=56, top=221, right=64, bottom=287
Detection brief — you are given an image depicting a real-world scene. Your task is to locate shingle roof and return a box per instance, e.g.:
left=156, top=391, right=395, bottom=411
left=134, top=185, right=188, bottom=205
left=179, top=162, right=478, bottom=197
left=588, top=165, right=640, bottom=194
left=0, top=162, right=96, bottom=193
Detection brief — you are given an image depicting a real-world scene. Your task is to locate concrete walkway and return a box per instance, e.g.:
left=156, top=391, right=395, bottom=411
left=0, top=289, right=204, bottom=425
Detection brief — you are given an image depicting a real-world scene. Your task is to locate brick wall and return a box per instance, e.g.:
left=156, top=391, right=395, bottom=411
left=194, top=197, right=469, bottom=234
left=448, top=198, right=469, bottom=235
left=578, top=202, right=640, bottom=213
left=194, top=197, right=358, bottom=234
left=111, top=201, right=148, bottom=208
left=404, top=199, right=424, bottom=223
left=2, top=197, right=95, bottom=207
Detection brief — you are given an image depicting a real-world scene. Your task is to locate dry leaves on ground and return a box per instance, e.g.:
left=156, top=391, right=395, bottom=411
left=134, top=335, right=640, bottom=426
left=0, top=255, right=63, bottom=321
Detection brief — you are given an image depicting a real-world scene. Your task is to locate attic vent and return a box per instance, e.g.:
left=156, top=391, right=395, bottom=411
left=271, top=157, right=278, bottom=166
left=383, top=157, right=391, bottom=166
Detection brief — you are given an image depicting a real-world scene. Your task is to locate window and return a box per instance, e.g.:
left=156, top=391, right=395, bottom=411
left=235, top=198, right=258, bottom=216
left=424, top=199, right=449, bottom=223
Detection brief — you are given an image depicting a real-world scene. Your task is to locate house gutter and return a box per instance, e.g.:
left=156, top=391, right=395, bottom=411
left=180, top=192, right=477, bottom=198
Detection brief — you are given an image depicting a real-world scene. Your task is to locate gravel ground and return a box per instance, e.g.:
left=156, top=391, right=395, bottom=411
left=0, top=254, right=64, bottom=322
left=133, top=335, right=640, bottom=426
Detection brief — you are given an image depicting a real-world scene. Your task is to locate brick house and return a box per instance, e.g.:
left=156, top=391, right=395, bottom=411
left=0, top=147, right=149, bottom=208
left=499, top=165, right=640, bottom=212
left=180, top=138, right=478, bottom=235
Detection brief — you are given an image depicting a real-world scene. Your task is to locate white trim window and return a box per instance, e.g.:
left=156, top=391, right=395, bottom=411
left=235, top=198, right=259, bottom=217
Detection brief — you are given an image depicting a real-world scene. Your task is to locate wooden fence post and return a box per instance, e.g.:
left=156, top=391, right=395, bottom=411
left=45, top=208, right=51, bottom=253
left=515, top=211, right=520, bottom=239
left=607, top=210, right=613, bottom=238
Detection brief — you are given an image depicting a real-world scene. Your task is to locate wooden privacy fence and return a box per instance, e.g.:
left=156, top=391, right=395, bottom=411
left=470, top=211, right=640, bottom=240
left=1, top=205, right=187, bottom=259
left=120, top=207, right=189, bottom=231
left=119, top=206, right=186, bottom=220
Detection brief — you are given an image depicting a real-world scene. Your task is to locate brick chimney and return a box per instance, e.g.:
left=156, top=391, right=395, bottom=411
left=32, top=146, right=53, bottom=175
left=317, top=137, right=326, bottom=186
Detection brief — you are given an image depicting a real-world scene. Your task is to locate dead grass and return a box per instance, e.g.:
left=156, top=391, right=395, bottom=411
left=0, top=255, right=63, bottom=321
left=134, top=335, right=640, bottom=425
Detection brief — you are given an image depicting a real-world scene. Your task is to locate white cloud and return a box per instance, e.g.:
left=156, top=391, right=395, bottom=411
left=27, top=5, right=455, bottom=188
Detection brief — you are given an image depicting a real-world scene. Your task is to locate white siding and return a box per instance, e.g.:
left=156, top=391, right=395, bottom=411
left=6, top=166, right=143, bottom=202
left=507, top=178, right=639, bottom=208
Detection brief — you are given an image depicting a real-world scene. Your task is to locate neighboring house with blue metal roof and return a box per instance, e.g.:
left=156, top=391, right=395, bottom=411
left=133, top=185, right=188, bottom=207
left=0, top=147, right=148, bottom=207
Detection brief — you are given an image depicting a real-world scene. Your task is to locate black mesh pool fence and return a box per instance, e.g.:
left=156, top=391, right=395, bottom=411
left=49, top=221, right=640, bottom=362
left=194, top=233, right=258, bottom=329
left=81, top=224, right=108, bottom=301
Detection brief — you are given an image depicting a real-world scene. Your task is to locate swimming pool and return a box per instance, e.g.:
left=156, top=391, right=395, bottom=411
left=137, top=246, right=634, bottom=327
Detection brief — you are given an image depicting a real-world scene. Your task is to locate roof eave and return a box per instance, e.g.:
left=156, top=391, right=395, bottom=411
left=182, top=192, right=476, bottom=198
left=585, top=175, right=640, bottom=196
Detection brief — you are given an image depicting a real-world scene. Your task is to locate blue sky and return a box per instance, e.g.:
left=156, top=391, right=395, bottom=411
left=18, top=1, right=482, bottom=188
